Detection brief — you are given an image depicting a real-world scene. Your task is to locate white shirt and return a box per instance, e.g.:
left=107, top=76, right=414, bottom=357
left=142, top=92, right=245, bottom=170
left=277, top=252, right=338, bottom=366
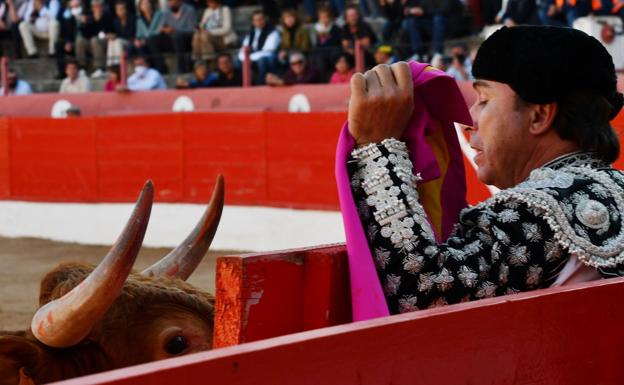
left=24, top=0, right=59, bottom=31
left=0, top=79, right=32, bottom=95
left=59, top=74, right=91, bottom=93
left=237, top=27, right=280, bottom=62
left=127, top=66, right=167, bottom=91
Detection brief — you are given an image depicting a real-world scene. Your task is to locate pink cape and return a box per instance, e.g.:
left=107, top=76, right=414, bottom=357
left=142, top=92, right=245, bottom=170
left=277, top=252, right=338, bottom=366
left=335, top=61, right=473, bottom=321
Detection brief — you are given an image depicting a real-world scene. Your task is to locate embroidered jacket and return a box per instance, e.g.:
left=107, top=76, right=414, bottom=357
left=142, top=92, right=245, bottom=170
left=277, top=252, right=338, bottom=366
left=349, top=139, right=624, bottom=314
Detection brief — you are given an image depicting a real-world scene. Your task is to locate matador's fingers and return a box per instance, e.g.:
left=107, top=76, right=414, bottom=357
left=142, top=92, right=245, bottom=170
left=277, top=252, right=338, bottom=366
left=390, top=62, right=413, bottom=94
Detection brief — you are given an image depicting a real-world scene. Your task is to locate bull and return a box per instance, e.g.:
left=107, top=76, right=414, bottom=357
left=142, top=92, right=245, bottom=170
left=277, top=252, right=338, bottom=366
left=0, top=176, right=224, bottom=384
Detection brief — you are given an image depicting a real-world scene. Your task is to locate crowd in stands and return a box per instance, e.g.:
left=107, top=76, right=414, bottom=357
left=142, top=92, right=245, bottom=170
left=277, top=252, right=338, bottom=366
left=0, top=0, right=622, bottom=94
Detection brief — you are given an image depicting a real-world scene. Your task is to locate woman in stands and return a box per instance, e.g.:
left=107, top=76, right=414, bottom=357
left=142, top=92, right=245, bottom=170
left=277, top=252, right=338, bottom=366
left=191, top=0, right=237, bottom=61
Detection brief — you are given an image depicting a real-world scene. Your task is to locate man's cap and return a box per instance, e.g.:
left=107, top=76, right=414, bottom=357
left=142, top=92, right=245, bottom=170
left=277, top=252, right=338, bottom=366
left=473, top=26, right=623, bottom=119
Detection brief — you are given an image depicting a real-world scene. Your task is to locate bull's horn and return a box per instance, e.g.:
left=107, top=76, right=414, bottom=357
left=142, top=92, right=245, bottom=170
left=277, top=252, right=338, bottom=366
left=141, top=175, right=224, bottom=280
left=31, top=181, right=154, bottom=348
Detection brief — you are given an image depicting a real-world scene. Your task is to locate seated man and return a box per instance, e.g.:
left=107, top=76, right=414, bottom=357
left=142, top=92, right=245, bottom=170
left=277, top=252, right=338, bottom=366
left=148, top=0, right=197, bottom=73
left=237, top=10, right=280, bottom=85
left=265, top=52, right=319, bottom=86
left=18, top=0, right=59, bottom=57
left=346, top=26, right=624, bottom=313
left=213, top=53, right=242, bottom=87
left=0, top=67, right=32, bottom=95
left=126, top=54, right=166, bottom=91
left=59, top=59, right=91, bottom=93
left=176, top=60, right=217, bottom=89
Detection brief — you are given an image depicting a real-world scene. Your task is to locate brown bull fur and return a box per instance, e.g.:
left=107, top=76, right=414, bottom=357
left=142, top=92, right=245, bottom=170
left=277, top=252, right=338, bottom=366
left=0, top=262, right=215, bottom=384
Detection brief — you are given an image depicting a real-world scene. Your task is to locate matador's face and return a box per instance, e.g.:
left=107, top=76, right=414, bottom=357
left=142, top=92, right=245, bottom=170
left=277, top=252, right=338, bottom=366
left=468, top=79, right=535, bottom=189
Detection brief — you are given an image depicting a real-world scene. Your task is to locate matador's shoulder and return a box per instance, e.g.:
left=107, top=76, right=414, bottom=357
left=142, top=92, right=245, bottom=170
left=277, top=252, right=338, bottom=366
left=465, top=162, right=624, bottom=270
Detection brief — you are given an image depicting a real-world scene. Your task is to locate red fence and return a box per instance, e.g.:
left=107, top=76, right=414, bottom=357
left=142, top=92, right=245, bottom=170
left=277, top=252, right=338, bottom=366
left=0, top=112, right=345, bottom=209
left=53, top=275, right=624, bottom=385
left=1, top=110, right=624, bottom=208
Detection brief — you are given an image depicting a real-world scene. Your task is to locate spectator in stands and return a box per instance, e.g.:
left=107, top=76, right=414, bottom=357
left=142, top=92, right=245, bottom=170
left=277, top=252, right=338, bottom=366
left=309, top=6, right=341, bottom=81
left=480, top=0, right=503, bottom=24
left=0, top=0, right=27, bottom=58
left=496, top=0, right=538, bottom=25
left=341, top=5, right=377, bottom=65
left=380, top=0, right=406, bottom=42
left=126, top=54, right=167, bottom=90
left=55, top=0, right=82, bottom=79
left=594, top=0, right=624, bottom=20
left=537, top=0, right=589, bottom=26
left=192, top=0, right=237, bottom=61
left=132, top=0, right=162, bottom=56
left=237, top=10, right=280, bottom=85
left=107, top=0, right=135, bottom=66
left=329, top=52, right=354, bottom=84
left=402, top=0, right=454, bottom=60
left=149, top=0, right=197, bottom=73
left=176, top=60, right=217, bottom=88
left=314, top=6, right=341, bottom=48
left=104, top=64, right=121, bottom=91
left=213, top=52, right=241, bottom=86
left=277, top=8, right=311, bottom=69
left=0, top=66, right=32, bottom=94
left=265, top=51, right=319, bottom=86
left=76, top=0, right=113, bottom=77
left=59, top=59, right=91, bottom=93
left=373, top=43, right=398, bottom=65
left=445, top=42, right=473, bottom=81
left=18, top=0, right=60, bottom=57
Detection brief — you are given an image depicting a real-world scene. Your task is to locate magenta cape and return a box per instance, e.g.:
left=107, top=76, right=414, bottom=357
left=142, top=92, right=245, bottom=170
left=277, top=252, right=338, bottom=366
left=335, top=61, right=473, bottom=321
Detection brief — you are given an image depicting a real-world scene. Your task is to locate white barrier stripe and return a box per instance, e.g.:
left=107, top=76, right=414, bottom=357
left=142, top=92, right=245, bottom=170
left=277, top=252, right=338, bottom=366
left=0, top=202, right=346, bottom=252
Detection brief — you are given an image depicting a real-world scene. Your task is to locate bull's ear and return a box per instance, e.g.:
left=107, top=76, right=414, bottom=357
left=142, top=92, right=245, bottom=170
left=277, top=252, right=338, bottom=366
left=0, top=335, right=45, bottom=385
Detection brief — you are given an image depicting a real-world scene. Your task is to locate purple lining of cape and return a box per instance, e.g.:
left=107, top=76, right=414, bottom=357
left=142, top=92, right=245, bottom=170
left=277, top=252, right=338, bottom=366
left=335, top=61, right=473, bottom=321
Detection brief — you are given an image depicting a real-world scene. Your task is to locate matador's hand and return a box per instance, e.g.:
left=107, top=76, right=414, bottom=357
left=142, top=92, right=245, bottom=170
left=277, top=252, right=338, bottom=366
left=348, top=62, right=414, bottom=147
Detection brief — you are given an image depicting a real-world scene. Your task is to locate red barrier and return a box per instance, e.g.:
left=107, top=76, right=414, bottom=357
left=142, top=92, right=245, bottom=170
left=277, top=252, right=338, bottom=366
left=0, top=117, right=9, bottom=199
left=1, top=110, right=624, bottom=208
left=213, top=244, right=351, bottom=348
left=0, top=112, right=347, bottom=208
left=52, top=277, right=624, bottom=385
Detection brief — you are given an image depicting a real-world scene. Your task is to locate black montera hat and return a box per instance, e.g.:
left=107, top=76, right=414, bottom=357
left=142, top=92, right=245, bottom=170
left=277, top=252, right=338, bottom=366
left=472, top=26, right=624, bottom=119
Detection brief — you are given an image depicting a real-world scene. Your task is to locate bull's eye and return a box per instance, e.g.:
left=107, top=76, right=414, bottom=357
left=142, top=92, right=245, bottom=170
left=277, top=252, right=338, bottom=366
left=165, top=335, right=188, bottom=355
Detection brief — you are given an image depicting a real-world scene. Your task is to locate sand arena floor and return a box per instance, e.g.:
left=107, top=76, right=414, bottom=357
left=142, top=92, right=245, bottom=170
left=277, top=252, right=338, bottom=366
left=0, top=236, right=233, bottom=331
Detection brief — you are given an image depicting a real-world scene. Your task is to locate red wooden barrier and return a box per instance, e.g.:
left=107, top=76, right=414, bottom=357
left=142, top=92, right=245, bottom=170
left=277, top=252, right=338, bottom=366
left=1, top=110, right=624, bottom=208
left=213, top=244, right=351, bottom=348
left=0, top=112, right=347, bottom=209
left=0, top=117, right=10, bottom=199
left=51, top=277, right=624, bottom=385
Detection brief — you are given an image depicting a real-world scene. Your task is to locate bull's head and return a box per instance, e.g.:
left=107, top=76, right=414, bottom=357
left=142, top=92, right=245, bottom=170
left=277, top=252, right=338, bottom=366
left=0, top=176, right=224, bottom=384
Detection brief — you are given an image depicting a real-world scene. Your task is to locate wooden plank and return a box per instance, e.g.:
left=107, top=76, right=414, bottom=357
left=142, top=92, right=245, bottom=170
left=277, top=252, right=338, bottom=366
left=9, top=117, right=97, bottom=202
left=302, top=245, right=351, bottom=330
left=95, top=114, right=185, bottom=202
left=213, top=249, right=306, bottom=347
left=182, top=112, right=267, bottom=205
left=0, top=117, right=10, bottom=198
left=214, top=244, right=351, bottom=348
left=265, top=112, right=345, bottom=210
left=52, top=277, right=624, bottom=385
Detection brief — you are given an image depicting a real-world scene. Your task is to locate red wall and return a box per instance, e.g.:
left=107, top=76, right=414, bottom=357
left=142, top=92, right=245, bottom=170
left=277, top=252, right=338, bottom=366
left=0, top=112, right=345, bottom=209
left=53, top=277, right=624, bottom=385
left=1, top=110, right=624, bottom=208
